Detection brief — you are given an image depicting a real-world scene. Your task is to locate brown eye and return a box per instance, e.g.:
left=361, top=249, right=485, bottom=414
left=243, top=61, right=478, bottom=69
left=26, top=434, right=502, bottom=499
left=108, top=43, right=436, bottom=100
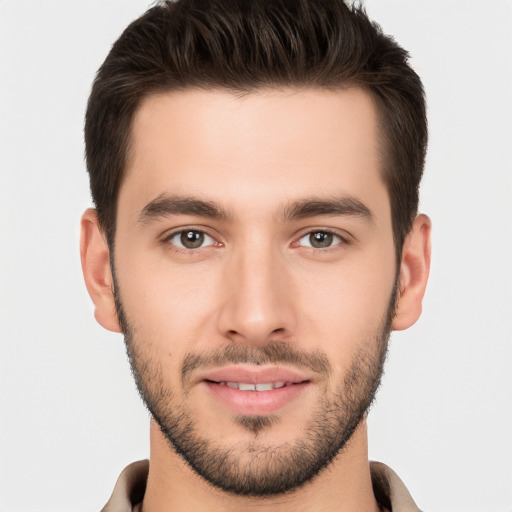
left=167, top=230, right=214, bottom=249
left=309, top=232, right=333, bottom=248
left=181, top=230, right=204, bottom=248
left=298, top=231, right=343, bottom=249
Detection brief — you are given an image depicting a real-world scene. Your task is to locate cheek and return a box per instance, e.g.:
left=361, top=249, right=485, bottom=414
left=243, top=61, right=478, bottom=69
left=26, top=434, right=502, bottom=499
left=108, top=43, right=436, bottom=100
left=115, top=251, right=223, bottom=354
left=295, top=252, right=396, bottom=357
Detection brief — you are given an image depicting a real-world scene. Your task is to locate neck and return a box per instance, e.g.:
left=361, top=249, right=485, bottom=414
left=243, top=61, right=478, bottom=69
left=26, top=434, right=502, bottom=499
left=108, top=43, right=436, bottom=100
left=141, top=419, right=380, bottom=512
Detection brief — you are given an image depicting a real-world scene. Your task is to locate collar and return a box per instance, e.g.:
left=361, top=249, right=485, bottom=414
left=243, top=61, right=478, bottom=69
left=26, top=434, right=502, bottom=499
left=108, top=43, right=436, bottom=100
left=102, top=459, right=421, bottom=511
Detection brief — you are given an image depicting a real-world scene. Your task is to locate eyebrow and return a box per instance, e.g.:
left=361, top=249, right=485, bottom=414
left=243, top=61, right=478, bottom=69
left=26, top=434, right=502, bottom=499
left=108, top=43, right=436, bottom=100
left=138, top=193, right=373, bottom=224
left=282, top=196, right=374, bottom=222
left=138, top=194, right=232, bottom=223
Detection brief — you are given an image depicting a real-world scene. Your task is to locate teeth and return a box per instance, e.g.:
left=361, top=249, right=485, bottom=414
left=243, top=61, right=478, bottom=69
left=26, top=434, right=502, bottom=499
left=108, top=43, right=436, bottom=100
left=223, top=381, right=288, bottom=391
left=238, top=383, right=256, bottom=391
left=255, top=383, right=273, bottom=391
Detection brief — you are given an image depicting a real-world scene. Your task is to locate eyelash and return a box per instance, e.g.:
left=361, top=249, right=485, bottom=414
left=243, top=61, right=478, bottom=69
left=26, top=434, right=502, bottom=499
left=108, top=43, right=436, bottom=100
left=161, top=228, right=350, bottom=255
left=293, top=230, right=350, bottom=251
left=162, top=228, right=219, bottom=254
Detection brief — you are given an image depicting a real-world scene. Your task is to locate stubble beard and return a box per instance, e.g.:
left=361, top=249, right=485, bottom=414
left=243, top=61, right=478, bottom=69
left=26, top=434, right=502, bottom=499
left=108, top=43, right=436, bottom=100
left=114, top=276, right=395, bottom=497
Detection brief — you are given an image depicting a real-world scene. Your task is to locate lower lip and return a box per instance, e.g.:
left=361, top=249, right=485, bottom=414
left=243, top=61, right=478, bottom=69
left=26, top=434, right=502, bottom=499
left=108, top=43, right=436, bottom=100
left=203, top=381, right=310, bottom=415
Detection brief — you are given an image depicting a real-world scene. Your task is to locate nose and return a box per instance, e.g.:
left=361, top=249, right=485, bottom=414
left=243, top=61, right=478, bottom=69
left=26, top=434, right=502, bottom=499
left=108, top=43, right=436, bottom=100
left=216, top=244, right=297, bottom=346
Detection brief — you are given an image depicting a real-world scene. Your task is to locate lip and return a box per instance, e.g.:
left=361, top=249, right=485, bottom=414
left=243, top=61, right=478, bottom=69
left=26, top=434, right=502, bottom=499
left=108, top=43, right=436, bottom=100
left=198, top=365, right=311, bottom=386
left=198, top=365, right=312, bottom=415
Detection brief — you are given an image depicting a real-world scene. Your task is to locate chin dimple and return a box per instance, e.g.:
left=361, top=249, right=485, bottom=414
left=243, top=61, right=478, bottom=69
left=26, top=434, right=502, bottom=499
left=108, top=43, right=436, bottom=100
left=217, top=381, right=287, bottom=391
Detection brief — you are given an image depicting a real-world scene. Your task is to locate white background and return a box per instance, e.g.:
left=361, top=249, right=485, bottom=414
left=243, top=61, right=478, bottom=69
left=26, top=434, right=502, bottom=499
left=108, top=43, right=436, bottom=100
left=0, top=1, right=511, bottom=510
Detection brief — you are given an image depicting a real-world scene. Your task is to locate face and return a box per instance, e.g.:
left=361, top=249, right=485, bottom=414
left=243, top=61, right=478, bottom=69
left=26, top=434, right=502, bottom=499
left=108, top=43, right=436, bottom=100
left=112, top=88, right=398, bottom=495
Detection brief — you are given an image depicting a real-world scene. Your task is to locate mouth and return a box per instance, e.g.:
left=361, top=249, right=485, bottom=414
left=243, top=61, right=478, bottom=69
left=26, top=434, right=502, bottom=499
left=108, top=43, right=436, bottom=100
left=209, top=381, right=289, bottom=391
left=198, top=366, right=312, bottom=415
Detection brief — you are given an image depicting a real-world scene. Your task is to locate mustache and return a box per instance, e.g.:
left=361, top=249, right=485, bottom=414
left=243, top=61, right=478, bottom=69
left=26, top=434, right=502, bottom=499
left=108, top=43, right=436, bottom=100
left=181, top=341, right=332, bottom=383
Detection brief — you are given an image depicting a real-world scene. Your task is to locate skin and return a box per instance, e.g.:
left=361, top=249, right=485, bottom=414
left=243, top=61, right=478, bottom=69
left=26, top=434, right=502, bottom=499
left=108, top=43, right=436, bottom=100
left=81, top=88, right=431, bottom=512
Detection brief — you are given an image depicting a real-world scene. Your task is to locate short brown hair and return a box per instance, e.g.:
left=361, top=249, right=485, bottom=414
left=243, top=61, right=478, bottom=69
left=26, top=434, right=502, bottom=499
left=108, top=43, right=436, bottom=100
left=85, top=0, right=427, bottom=255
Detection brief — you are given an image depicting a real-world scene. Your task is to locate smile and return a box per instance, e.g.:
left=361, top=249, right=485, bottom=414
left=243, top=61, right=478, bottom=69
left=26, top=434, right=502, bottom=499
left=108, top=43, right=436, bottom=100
left=214, top=381, right=288, bottom=391
left=191, top=365, right=316, bottom=414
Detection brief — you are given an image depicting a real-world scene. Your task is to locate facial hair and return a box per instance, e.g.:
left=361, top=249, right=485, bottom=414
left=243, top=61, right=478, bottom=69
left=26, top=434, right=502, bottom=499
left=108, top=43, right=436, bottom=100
left=114, top=274, right=395, bottom=497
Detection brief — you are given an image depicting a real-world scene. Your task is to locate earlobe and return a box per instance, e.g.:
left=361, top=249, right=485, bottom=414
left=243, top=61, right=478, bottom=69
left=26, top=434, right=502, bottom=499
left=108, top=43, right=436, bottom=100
left=80, top=209, right=122, bottom=333
left=392, top=214, right=432, bottom=331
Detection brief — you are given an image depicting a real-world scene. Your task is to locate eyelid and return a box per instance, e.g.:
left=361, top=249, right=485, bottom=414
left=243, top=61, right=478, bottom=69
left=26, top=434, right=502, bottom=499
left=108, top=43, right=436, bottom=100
left=161, top=226, right=220, bottom=250
left=293, top=228, right=351, bottom=249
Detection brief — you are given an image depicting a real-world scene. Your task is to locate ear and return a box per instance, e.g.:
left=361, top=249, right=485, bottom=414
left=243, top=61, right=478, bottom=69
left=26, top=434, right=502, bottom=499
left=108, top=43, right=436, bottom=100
left=392, top=214, right=432, bottom=331
left=80, top=209, right=122, bottom=333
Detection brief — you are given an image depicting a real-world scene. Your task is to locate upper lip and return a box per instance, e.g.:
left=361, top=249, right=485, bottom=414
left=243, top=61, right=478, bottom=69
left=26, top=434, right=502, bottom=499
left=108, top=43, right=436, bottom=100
left=196, top=365, right=312, bottom=385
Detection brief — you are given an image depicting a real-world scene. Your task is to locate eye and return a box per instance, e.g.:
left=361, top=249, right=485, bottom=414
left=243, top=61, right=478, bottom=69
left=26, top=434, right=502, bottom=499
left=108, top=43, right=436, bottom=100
left=166, top=229, right=215, bottom=250
left=297, top=231, right=345, bottom=249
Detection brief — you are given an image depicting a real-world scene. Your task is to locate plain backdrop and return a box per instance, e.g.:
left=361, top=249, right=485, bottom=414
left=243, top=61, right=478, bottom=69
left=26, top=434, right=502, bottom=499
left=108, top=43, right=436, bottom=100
left=1, top=1, right=511, bottom=511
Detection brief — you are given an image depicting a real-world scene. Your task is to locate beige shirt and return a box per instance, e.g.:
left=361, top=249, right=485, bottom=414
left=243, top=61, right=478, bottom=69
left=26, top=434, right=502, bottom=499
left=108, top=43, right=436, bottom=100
left=102, top=460, right=421, bottom=512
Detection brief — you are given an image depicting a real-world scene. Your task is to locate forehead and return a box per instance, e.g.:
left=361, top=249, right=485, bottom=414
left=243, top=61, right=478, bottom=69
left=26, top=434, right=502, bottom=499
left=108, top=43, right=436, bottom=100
left=122, top=87, right=386, bottom=218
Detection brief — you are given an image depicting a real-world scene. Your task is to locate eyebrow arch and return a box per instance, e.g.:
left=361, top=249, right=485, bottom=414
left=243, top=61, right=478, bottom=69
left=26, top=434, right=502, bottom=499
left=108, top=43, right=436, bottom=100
left=138, top=194, right=231, bottom=223
left=282, top=196, right=374, bottom=222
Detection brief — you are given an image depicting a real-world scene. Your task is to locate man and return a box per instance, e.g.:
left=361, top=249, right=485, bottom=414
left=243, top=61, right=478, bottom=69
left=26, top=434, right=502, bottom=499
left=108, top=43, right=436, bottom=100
left=80, top=0, right=431, bottom=510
